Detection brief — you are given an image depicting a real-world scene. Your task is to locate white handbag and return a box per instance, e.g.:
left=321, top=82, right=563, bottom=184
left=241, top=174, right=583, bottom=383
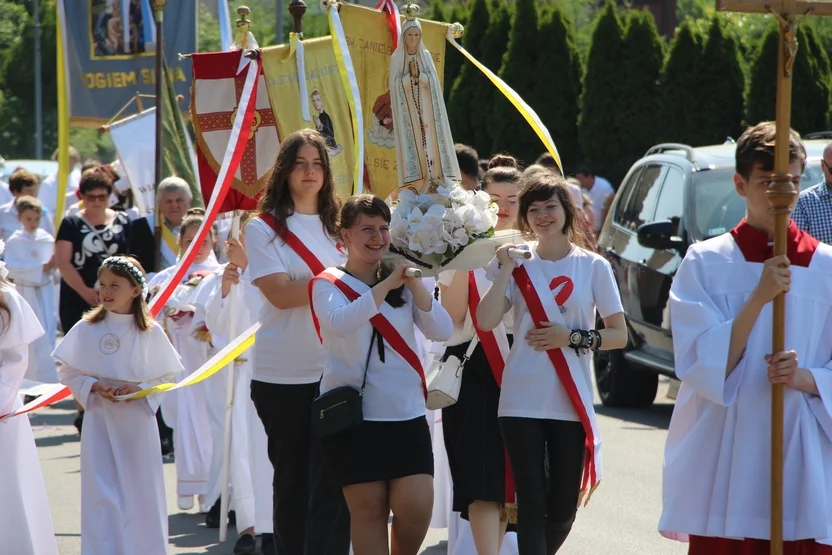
left=425, top=336, right=479, bottom=410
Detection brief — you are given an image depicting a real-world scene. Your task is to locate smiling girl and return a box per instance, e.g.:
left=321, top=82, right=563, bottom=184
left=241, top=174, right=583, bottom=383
left=476, top=172, right=627, bottom=555
left=55, top=256, right=182, bottom=555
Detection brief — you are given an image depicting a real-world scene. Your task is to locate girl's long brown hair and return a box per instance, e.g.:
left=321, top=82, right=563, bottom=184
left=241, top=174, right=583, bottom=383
left=517, top=172, right=593, bottom=250
left=257, top=129, right=340, bottom=240
left=84, top=256, right=153, bottom=331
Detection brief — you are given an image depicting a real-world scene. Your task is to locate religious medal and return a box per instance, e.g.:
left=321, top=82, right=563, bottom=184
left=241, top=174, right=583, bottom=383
left=99, top=333, right=120, bottom=355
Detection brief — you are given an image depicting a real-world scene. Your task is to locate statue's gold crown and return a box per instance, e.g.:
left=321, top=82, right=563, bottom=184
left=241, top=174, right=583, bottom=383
left=402, top=2, right=420, bottom=21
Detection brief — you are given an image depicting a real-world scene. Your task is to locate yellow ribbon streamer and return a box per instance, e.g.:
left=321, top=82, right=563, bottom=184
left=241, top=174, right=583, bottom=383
left=326, top=1, right=365, bottom=194
left=118, top=322, right=261, bottom=400
left=161, top=223, right=179, bottom=258
left=55, top=4, right=70, bottom=229
left=445, top=28, right=563, bottom=175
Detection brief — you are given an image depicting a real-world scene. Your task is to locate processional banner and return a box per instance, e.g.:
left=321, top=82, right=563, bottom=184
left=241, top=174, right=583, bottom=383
left=58, top=0, right=196, bottom=126
left=262, top=37, right=356, bottom=200
left=338, top=2, right=448, bottom=201
left=109, top=108, right=156, bottom=216
left=191, top=51, right=279, bottom=213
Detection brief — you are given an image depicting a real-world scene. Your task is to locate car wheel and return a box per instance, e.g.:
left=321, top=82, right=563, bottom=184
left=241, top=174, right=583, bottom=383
left=593, top=320, right=659, bottom=408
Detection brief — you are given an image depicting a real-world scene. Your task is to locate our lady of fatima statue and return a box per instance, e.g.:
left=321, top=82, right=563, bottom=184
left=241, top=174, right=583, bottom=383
left=390, top=3, right=461, bottom=195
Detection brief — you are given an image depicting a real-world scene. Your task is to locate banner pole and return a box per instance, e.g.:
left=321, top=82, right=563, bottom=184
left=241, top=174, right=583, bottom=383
left=152, top=0, right=167, bottom=272
left=55, top=1, right=69, bottom=229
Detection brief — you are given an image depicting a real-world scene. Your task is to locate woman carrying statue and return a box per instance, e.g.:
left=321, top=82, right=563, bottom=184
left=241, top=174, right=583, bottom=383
left=389, top=8, right=460, bottom=195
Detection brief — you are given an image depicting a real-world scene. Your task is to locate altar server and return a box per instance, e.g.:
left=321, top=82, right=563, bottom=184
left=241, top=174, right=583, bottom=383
left=55, top=256, right=183, bottom=555
left=149, top=208, right=220, bottom=512
left=659, top=123, right=832, bottom=554
left=310, top=194, right=453, bottom=555
left=202, top=219, right=275, bottom=554
left=4, top=196, right=58, bottom=383
left=245, top=129, right=349, bottom=555
left=0, top=241, right=59, bottom=555
left=477, top=172, right=627, bottom=555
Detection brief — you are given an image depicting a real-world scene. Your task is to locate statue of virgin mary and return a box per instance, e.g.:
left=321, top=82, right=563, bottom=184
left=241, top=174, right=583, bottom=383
left=389, top=7, right=461, bottom=195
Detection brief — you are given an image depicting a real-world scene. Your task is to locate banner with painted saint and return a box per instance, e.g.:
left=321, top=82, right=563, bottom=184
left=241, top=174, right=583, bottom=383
left=261, top=37, right=356, bottom=200
left=58, top=0, right=196, bottom=126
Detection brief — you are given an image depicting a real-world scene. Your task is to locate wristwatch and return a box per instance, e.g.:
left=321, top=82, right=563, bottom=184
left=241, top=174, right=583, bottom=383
left=569, top=330, right=583, bottom=349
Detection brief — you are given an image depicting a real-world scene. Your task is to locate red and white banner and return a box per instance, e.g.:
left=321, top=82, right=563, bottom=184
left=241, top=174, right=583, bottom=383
left=0, top=384, right=72, bottom=421
left=192, top=50, right=278, bottom=213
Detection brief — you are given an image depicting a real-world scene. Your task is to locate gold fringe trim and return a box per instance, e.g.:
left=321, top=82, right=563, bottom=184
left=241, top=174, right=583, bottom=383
left=502, top=502, right=517, bottom=524
left=192, top=328, right=213, bottom=344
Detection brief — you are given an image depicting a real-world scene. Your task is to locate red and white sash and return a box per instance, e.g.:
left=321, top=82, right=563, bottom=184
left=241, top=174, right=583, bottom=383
left=258, top=213, right=328, bottom=275
left=512, top=258, right=602, bottom=505
left=308, top=268, right=428, bottom=400
left=467, top=270, right=516, bottom=507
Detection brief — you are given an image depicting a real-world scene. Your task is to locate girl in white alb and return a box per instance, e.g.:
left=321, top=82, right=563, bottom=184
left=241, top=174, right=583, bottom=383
left=0, top=240, right=59, bottom=555
left=244, top=130, right=350, bottom=555
left=477, top=173, right=628, bottom=555
left=310, top=194, right=453, bottom=555
left=55, top=256, right=183, bottom=555
left=148, top=208, right=221, bottom=512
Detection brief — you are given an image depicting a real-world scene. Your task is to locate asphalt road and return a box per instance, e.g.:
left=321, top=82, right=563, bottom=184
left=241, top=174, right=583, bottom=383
left=30, top=378, right=687, bottom=555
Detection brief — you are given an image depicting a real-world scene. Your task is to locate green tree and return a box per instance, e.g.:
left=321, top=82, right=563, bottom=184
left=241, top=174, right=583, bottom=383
left=471, top=0, right=512, bottom=158
left=443, top=4, right=468, bottom=105
left=490, top=0, right=540, bottom=165
left=746, top=23, right=832, bottom=133
left=530, top=5, right=583, bottom=171
left=697, top=15, right=745, bottom=143
left=657, top=20, right=708, bottom=145
left=0, top=0, right=29, bottom=53
left=447, top=0, right=490, bottom=149
left=618, top=9, right=665, bottom=170
left=578, top=0, right=629, bottom=183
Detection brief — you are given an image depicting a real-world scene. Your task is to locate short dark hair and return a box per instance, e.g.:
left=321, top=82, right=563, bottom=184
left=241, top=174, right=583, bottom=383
left=575, top=166, right=594, bottom=177
left=8, top=169, right=39, bottom=194
left=735, top=121, right=806, bottom=179
left=517, top=171, right=592, bottom=250
left=455, top=144, right=480, bottom=179
left=15, top=195, right=42, bottom=214
left=79, top=166, right=116, bottom=195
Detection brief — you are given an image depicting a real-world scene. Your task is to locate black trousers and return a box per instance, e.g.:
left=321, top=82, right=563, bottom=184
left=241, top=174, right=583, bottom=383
left=251, top=380, right=350, bottom=555
left=500, top=417, right=586, bottom=555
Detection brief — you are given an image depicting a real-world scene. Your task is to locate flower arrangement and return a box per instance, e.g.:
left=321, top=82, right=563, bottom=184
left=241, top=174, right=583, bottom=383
left=386, top=183, right=507, bottom=275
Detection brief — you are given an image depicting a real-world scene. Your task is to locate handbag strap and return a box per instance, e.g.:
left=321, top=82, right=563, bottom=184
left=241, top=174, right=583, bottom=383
left=461, top=335, right=479, bottom=363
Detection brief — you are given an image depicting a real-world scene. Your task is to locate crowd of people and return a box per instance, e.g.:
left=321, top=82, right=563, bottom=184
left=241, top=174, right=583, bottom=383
left=3, top=121, right=832, bottom=555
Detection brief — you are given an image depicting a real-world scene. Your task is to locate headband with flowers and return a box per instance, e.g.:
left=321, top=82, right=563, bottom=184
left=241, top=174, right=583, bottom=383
left=101, top=256, right=148, bottom=297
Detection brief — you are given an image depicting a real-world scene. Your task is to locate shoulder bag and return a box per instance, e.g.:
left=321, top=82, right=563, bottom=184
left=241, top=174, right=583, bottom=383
left=425, top=335, right=479, bottom=410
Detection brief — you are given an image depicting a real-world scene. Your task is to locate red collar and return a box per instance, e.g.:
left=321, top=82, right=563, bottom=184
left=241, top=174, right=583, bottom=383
left=729, top=218, right=818, bottom=268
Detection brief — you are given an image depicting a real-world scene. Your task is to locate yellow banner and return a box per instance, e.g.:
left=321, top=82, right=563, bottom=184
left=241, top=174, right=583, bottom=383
left=262, top=36, right=356, bottom=201
left=339, top=3, right=448, bottom=201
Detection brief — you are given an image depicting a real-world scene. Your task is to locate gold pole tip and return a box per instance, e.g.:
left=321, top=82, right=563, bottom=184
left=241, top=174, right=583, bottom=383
left=450, top=22, right=464, bottom=39
left=237, top=6, right=251, bottom=18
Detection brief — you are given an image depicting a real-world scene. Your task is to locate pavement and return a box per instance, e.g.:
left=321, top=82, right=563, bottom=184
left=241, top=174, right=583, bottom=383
left=30, top=378, right=687, bottom=555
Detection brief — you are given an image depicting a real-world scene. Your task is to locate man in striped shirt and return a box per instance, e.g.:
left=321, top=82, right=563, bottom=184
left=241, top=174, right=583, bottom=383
left=793, top=142, right=832, bottom=243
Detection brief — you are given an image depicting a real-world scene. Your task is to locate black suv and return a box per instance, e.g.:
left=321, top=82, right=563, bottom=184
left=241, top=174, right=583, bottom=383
left=594, top=140, right=826, bottom=407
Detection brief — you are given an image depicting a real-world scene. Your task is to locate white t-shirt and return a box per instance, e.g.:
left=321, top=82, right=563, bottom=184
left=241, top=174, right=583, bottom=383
left=585, top=176, right=614, bottom=232
left=244, top=213, right=346, bottom=384
left=311, top=270, right=453, bottom=421
left=498, top=245, right=623, bottom=421
left=437, top=268, right=514, bottom=347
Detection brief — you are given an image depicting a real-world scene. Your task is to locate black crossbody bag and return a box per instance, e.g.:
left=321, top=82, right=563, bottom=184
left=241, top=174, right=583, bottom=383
left=311, top=330, right=379, bottom=438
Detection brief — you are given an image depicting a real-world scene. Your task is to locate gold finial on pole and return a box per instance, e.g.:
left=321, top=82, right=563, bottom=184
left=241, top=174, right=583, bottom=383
left=289, top=1, right=308, bottom=38
left=235, top=5, right=252, bottom=49
left=402, top=2, right=420, bottom=21
left=450, top=22, right=464, bottom=39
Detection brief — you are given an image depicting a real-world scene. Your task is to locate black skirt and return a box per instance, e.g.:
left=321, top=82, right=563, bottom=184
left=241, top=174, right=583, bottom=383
left=322, top=416, right=434, bottom=488
left=442, top=336, right=513, bottom=520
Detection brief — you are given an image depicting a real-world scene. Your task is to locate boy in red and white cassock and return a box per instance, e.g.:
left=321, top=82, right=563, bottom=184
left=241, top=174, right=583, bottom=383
left=660, top=122, right=832, bottom=554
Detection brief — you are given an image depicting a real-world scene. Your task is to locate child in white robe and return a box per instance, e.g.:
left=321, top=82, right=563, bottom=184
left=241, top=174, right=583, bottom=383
left=148, top=208, right=221, bottom=512
left=55, top=255, right=183, bottom=555
left=4, top=196, right=58, bottom=384
left=0, top=243, right=59, bottom=555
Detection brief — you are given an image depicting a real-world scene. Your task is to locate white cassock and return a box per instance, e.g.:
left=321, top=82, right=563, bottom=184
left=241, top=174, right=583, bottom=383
left=203, top=265, right=273, bottom=533
left=54, top=312, right=183, bottom=555
left=0, top=284, right=58, bottom=555
left=660, top=223, right=832, bottom=544
left=0, top=200, right=56, bottom=241
left=149, top=260, right=220, bottom=498
left=4, top=228, right=58, bottom=383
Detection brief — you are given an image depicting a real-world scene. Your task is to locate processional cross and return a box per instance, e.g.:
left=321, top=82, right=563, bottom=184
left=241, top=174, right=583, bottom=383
left=714, top=2, right=832, bottom=554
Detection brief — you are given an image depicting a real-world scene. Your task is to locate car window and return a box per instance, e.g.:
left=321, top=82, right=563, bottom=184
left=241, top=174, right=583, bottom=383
left=618, top=164, right=665, bottom=232
left=654, top=166, right=685, bottom=233
left=691, top=161, right=822, bottom=239
left=613, top=167, right=643, bottom=225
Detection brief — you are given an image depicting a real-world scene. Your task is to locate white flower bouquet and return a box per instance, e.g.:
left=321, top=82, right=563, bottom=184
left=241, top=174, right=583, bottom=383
left=385, top=184, right=522, bottom=276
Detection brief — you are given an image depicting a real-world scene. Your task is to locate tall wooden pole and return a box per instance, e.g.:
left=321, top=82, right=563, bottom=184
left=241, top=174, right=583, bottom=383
left=152, top=0, right=167, bottom=272
left=289, top=0, right=307, bottom=36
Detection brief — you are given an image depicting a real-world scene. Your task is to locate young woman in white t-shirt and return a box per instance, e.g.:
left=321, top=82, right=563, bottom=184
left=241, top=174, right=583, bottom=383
left=244, top=129, right=349, bottom=555
left=310, top=194, right=453, bottom=555
left=477, top=172, right=627, bottom=555
left=438, top=154, right=521, bottom=555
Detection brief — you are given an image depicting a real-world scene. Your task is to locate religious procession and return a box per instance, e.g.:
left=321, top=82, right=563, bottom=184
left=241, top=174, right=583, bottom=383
left=3, top=0, right=832, bottom=554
